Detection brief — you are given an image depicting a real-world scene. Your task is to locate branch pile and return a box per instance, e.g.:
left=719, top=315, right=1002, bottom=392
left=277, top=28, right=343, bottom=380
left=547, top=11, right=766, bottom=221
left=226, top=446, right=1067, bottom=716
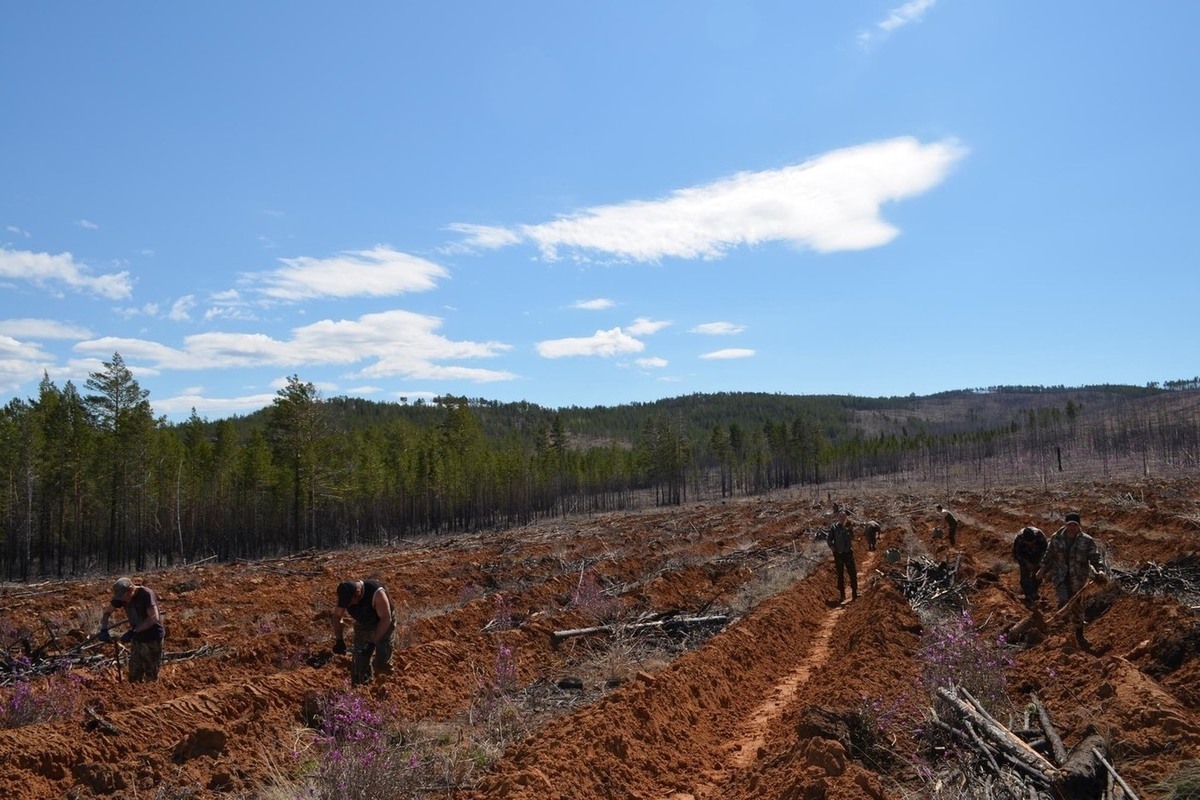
left=888, top=555, right=969, bottom=611
left=1112, top=553, right=1200, bottom=598
left=2, top=636, right=224, bottom=685
left=927, top=685, right=1139, bottom=799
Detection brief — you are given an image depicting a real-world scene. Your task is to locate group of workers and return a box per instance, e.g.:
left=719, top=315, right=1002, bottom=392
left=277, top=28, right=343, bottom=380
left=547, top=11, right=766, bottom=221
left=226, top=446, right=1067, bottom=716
left=824, top=504, right=1107, bottom=647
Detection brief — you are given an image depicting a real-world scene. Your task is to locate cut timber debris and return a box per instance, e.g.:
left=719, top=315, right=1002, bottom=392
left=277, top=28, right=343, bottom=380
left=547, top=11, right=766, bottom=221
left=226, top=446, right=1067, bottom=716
left=552, top=615, right=728, bottom=642
left=929, top=684, right=1141, bottom=798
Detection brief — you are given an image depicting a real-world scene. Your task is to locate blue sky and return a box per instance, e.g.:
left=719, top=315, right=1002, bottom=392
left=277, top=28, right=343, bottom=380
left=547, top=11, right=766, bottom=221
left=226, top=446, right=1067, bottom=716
left=2, top=2, right=1197, bottom=423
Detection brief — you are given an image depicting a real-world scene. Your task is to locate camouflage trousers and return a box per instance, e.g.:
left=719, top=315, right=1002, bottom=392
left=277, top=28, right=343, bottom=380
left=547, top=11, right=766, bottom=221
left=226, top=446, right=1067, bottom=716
left=128, top=638, right=163, bottom=682
left=351, top=612, right=397, bottom=685
left=1054, top=581, right=1087, bottom=629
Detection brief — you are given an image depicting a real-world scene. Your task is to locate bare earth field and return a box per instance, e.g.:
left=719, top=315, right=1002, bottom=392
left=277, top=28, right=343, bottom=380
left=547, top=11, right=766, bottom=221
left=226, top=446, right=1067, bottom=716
left=2, top=476, right=1199, bottom=799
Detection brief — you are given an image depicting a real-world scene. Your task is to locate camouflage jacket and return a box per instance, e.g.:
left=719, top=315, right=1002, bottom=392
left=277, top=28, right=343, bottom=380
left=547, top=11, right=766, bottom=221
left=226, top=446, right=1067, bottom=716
left=1040, top=528, right=1105, bottom=593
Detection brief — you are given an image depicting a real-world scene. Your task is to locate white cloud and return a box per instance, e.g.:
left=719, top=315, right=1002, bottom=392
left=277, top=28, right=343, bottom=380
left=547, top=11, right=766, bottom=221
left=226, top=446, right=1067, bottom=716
left=74, top=309, right=516, bottom=384
left=6, top=225, right=31, bottom=238
left=169, top=295, right=196, bottom=321
left=700, top=348, right=755, bottom=360
left=249, top=246, right=449, bottom=301
left=151, top=391, right=280, bottom=419
left=76, top=219, right=100, bottom=230
left=0, top=247, right=134, bottom=299
left=537, top=327, right=646, bottom=358
left=445, top=223, right=524, bottom=251
left=0, top=318, right=91, bottom=340
left=627, top=317, right=670, bottom=336
left=474, top=137, right=964, bottom=262
left=636, top=357, right=668, bottom=368
left=573, top=298, right=615, bottom=310
left=691, top=321, right=745, bottom=335
left=859, top=0, right=937, bottom=47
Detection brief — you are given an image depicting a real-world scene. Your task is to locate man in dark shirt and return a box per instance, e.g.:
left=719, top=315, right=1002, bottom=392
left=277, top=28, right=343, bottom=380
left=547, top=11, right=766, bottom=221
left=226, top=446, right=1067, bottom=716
left=99, top=577, right=166, bottom=682
left=826, top=511, right=858, bottom=603
left=333, top=579, right=397, bottom=684
left=1012, top=526, right=1048, bottom=608
left=936, top=504, right=959, bottom=545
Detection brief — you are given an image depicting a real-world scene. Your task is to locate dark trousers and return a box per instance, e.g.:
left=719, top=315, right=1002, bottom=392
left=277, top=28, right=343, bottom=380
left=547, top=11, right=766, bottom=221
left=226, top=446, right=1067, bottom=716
left=1018, top=560, right=1040, bottom=605
left=833, top=551, right=858, bottom=600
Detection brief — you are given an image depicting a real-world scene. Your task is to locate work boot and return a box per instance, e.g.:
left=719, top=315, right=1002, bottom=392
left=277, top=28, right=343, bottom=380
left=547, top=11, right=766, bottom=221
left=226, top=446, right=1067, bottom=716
left=1074, top=626, right=1091, bottom=650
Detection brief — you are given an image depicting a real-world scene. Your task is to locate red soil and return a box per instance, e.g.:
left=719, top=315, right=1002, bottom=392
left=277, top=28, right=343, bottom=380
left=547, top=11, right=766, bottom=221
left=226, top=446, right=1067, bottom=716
left=1, top=476, right=1198, bottom=798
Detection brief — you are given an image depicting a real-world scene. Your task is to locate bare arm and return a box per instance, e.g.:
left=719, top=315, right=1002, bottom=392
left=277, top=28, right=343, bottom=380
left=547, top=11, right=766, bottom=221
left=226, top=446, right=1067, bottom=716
left=131, top=600, right=161, bottom=634
left=372, top=590, right=392, bottom=644
left=333, top=607, right=348, bottom=640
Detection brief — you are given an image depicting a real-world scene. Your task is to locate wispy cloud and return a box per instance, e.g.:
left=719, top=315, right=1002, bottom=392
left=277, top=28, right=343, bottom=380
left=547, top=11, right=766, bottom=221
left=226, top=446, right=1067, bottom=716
left=691, top=321, right=745, bottom=335
left=169, top=295, right=196, bottom=321
left=0, top=247, right=134, bottom=299
left=456, top=137, right=964, bottom=262
left=443, top=223, right=523, bottom=251
left=75, top=219, right=100, bottom=230
left=6, top=225, right=31, bottom=238
left=573, top=298, right=614, bottom=310
left=635, top=356, right=668, bottom=368
left=245, top=246, right=449, bottom=302
left=536, top=327, right=645, bottom=358
left=0, top=318, right=92, bottom=340
left=627, top=317, right=671, bottom=336
left=73, top=309, right=516, bottom=383
left=537, top=317, right=669, bottom=358
left=700, top=348, right=755, bottom=360
left=858, top=0, right=937, bottom=48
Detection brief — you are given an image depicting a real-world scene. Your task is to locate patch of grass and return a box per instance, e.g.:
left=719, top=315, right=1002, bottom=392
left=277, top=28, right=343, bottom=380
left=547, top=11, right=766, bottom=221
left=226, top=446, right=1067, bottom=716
left=1150, top=760, right=1200, bottom=799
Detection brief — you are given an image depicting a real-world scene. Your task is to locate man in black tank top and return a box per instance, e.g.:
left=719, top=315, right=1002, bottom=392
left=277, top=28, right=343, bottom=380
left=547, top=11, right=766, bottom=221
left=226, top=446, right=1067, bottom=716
left=333, top=579, right=397, bottom=684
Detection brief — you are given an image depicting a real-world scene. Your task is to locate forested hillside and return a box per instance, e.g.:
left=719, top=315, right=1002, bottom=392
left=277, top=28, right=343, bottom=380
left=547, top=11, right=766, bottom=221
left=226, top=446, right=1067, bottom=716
left=2, top=352, right=1197, bottom=580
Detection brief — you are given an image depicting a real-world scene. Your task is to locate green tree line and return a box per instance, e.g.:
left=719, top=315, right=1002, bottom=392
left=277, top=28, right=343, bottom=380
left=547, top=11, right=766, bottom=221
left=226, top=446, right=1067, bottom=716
left=3, top=354, right=1198, bottom=580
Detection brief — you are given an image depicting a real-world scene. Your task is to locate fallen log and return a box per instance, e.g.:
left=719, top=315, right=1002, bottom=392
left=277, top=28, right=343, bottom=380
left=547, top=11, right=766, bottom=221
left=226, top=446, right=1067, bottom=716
left=1053, top=733, right=1107, bottom=797
left=936, top=686, right=1060, bottom=780
left=1030, top=692, right=1068, bottom=766
left=552, top=615, right=728, bottom=642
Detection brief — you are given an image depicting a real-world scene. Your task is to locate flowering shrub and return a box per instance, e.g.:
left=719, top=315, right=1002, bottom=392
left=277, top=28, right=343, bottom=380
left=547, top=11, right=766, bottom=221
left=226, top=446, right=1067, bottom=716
left=570, top=569, right=619, bottom=622
left=0, top=658, right=86, bottom=729
left=297, top=689, right=422, bottom=800
left=919, top=609, right=1014, bottom=715
left=489, top=593, right=514, bottom=630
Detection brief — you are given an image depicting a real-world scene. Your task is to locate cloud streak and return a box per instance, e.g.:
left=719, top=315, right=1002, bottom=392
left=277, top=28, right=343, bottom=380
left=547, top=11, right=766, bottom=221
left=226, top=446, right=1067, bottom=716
left=73, top=309, right=515, bottom=383
left=0, top=247, right=134, bottom=299
left=859, top=0, right=937, bottom=47
left=457, top=137, right=965, bottom=262
left=248, top=246, right=450, bottom=302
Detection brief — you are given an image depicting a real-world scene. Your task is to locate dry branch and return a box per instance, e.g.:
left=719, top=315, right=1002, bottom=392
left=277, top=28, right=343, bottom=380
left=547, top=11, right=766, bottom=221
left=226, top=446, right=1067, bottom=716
left=552, top=615, right=728, bottom=641
left=1092, top=748, right=1140, bottom=800
left=1030, top=693, right=1068, bottom=766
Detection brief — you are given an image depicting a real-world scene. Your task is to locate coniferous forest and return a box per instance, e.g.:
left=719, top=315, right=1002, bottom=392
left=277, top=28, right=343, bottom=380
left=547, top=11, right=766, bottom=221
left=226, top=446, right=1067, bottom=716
left=1, top=352, right=1198, bottom=581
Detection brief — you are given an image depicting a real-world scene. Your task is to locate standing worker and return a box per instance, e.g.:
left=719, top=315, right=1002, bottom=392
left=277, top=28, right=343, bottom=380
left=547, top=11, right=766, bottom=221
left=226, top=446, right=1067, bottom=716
left=1037, top=512, right=1107, bottom=648
left=332, top=579, right=397, bottom=685
left=935, top=504, right=959, bottom=546
left=826, top=510, right=858, bottom=603
left=1012, top=526, right=1048, bottom=607
left=863, top=519, right=882, bottom=552
left=98, top=577, right=166, bottom=682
